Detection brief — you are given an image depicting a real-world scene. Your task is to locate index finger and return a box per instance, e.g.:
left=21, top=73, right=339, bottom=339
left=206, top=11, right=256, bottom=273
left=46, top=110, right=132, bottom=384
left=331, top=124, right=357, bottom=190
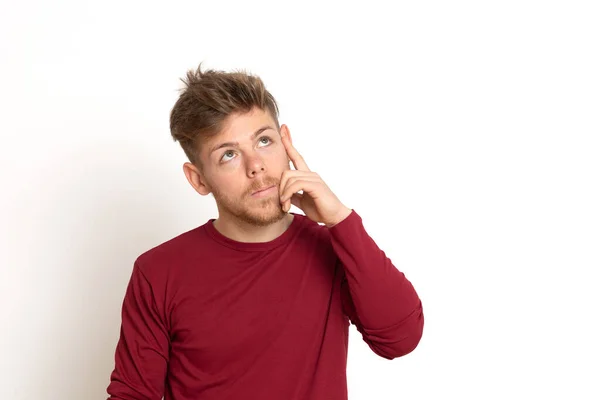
left=282, top=132, right=310, bottom=171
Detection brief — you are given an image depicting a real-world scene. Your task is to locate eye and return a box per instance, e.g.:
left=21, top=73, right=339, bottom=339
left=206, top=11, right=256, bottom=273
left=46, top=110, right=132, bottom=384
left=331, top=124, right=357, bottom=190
left=219, top=136, right=272, bottom=163
left=221, top=150, right=235, bottom=162
left=258, top=136, right=272, bottom=147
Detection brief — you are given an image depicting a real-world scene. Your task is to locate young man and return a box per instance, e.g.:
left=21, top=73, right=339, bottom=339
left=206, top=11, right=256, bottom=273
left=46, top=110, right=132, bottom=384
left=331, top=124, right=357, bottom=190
left=106, top=65, right=424, bottom=400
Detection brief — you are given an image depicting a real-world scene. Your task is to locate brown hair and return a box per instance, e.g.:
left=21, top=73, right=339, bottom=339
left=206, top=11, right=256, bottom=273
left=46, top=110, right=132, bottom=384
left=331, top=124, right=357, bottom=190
left=169, top=64, right=280, bottom=167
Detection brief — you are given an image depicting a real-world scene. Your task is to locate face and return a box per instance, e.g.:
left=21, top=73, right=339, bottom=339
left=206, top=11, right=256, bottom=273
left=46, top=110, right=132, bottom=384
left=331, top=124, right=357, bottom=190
left=184, top=107, right=291, bottom=227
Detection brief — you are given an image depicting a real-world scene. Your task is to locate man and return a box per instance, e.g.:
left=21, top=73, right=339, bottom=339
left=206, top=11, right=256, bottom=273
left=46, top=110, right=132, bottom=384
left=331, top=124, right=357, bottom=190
left=106, top=65, right=424, bottom=400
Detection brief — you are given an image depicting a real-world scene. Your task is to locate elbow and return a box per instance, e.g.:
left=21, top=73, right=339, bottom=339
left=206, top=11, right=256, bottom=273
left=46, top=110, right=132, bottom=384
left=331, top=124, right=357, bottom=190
left=391, top=313, right=424, bottom=358
left=367, top=306, right=425, bottom=360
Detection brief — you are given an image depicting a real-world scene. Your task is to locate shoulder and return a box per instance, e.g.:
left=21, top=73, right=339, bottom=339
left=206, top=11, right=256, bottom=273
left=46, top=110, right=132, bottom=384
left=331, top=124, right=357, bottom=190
left=134, top=224, right=208, bottom=278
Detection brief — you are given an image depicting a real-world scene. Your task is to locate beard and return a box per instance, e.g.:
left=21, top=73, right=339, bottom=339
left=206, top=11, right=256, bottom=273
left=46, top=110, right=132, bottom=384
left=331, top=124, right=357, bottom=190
left=211, top=177, right=287, bottom=227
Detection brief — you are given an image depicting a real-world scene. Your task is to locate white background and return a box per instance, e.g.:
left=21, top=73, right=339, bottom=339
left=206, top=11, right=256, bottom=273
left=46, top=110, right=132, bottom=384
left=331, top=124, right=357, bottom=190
left=1, top=1, right=599, bottom=399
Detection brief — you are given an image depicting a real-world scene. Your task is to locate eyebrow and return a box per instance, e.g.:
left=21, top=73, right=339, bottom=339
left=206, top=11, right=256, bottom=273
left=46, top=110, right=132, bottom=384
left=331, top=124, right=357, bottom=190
left=210, top=125, right=276, bottom=155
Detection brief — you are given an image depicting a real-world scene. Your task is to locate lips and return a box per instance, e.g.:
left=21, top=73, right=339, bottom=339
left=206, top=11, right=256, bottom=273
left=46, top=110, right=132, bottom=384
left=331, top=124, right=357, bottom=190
left=252, top=185, right=276, bottom=196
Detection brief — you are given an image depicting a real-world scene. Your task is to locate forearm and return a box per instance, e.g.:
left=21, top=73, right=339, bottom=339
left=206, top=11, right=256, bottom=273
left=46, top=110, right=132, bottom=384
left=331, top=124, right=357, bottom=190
left=330, top=210, right=424, bottom=357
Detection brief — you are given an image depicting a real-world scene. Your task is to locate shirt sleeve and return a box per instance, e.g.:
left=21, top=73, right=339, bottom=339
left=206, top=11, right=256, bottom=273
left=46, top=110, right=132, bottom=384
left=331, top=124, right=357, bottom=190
left=330, top=209, right=424, bottom=360
left=107, top=261, right=170, bottom=399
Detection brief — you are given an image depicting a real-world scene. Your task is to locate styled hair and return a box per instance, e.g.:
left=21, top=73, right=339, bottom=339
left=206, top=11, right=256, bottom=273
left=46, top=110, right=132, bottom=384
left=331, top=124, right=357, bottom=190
left=169, top=64, right=280, bottom=166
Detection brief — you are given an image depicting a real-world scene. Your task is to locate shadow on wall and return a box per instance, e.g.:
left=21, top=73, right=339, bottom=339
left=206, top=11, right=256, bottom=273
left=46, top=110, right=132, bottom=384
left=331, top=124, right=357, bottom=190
left=24, top=140, right=204, bottom=399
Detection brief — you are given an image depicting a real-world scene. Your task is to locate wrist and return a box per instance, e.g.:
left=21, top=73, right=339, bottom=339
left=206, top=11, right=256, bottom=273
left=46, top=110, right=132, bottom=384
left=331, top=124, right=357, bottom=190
left=326, top=207, right=352, bottom=228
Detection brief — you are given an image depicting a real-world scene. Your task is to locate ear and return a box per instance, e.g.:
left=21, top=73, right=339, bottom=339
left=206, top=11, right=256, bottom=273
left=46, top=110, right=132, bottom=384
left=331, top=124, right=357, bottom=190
left=279, top=124, right=292, bottom=144
left=183, top=162, right=211, bottom=196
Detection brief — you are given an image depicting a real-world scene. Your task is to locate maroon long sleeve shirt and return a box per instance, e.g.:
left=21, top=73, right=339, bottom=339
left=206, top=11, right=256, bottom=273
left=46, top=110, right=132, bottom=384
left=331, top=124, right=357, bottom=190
left=107, top=209, right=424, bottom=399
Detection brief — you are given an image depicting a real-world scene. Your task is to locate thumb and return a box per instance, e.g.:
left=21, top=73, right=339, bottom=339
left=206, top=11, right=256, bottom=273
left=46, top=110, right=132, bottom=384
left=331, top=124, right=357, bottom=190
left=290, top=193, right=303, bottom=209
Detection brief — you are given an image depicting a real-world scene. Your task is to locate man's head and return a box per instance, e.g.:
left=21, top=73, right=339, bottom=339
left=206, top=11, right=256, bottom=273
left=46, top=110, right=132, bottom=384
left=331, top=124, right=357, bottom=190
left=170, top=64, right=292, bottom=226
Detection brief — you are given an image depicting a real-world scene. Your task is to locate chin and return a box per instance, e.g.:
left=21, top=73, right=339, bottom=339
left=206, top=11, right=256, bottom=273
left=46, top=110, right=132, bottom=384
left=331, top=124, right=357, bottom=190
left=240, top=202, right=287, bottom=227
left=216, top=192, right=287, bottom=227
left=248, top=208, right=287, bottom=226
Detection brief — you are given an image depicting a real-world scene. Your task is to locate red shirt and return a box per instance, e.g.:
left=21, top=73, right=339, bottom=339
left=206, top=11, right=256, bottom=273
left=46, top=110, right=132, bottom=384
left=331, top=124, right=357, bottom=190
left=107, top=210, right=424, bottom=399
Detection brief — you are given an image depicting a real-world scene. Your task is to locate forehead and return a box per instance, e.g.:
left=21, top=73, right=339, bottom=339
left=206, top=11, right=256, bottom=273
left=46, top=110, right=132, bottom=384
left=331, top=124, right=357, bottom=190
left=205, top=109, right=276, bottom=148
left=219, top=107, right=276, bottom=139
left=199, top=107, right=278, bottom=161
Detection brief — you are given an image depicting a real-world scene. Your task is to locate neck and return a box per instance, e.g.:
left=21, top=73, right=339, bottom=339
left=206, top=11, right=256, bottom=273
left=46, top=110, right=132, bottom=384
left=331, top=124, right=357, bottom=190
left=212, top=213, right=294, bottom=243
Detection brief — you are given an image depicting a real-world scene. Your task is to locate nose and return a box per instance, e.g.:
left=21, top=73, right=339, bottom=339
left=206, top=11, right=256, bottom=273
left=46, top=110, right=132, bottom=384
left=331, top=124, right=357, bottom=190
left=246, top=153, right=266, bottom=178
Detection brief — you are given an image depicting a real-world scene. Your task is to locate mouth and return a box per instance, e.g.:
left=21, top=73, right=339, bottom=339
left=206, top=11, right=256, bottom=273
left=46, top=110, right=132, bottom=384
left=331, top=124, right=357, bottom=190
left=251, top=185, right=277, bottom=197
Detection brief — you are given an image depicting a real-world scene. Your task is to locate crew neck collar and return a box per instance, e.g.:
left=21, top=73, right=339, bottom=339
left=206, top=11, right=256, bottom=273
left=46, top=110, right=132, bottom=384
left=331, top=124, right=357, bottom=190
left=203, top=213, right=303, bottom=251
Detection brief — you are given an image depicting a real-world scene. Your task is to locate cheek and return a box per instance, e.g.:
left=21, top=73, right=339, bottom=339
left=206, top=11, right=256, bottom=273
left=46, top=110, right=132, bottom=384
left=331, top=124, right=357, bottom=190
left=265, top=153, right=290, bottom=177
left=265, top=147, right=289, bottom=167
left=206, top=172, right=239, bottom=196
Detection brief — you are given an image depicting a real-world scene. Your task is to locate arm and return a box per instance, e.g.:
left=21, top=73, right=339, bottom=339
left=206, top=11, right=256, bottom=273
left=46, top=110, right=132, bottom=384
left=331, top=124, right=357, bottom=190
left=275, top=131, right=423, bottom=359
left=330, top=210, right=424, bottom=360
left=107, top=261, right=170, bottom=399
